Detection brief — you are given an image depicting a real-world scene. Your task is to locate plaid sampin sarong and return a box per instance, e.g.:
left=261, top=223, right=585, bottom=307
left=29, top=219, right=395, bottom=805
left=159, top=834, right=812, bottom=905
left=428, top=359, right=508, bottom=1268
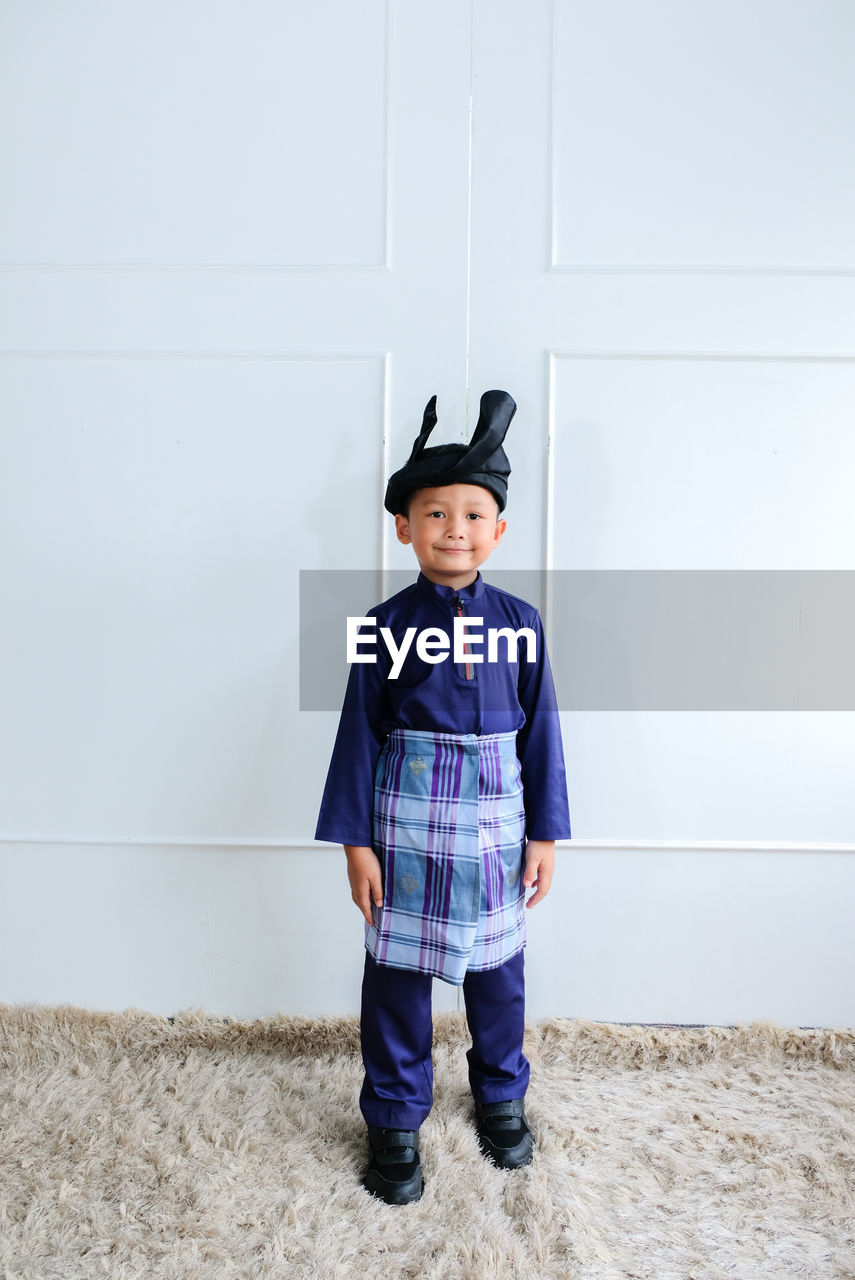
left=365, top=728, right=527, bottom=985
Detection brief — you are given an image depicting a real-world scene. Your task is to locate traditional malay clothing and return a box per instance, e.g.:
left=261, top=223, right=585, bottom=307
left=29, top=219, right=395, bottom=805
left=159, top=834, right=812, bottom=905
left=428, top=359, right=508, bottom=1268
left=315, top=390, right=571, bottom=1172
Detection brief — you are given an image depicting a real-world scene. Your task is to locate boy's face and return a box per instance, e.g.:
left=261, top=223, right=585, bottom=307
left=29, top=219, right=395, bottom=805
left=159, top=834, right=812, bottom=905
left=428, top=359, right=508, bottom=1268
left=394, top=483, right=506, bottom=588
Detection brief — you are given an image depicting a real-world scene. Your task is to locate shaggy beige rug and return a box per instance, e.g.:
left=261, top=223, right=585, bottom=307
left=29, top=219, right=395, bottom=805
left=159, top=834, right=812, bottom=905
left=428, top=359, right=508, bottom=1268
left=0, top=1007, right=854, bottom=1280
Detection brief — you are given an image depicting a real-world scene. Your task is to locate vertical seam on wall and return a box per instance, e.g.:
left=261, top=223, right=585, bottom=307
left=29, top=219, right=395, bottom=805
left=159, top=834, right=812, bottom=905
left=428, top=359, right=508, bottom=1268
left=380, top=351, right=391, bottom=601
left=464, top=0, right=475, bottom=438
left=545, top=351, right=556, bottom=652
left=379, top=0, right=394, bottom=598
left=382, top=0, right=394, bottom=271
left=548, top=0, right=558, bottom=268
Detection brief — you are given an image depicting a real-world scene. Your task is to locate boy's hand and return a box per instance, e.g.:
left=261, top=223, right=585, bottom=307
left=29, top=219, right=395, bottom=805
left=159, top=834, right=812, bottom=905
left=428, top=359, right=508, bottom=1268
left=344, top=845, right=384, bottom=927
left=523, top=840, right=555, bottom=908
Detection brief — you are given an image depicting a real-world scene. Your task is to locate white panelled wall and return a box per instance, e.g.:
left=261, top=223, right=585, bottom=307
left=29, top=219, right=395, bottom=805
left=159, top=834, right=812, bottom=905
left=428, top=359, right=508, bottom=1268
left=1, top=0, right=853, bottom=1024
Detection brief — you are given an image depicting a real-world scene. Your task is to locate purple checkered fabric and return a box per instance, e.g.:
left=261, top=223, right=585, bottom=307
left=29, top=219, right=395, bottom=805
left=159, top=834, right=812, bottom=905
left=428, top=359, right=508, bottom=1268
left=365, top=728, right=527, bottom=985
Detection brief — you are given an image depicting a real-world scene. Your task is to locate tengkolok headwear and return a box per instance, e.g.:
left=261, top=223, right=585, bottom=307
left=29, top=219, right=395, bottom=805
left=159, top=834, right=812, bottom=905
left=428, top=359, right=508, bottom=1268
left=384, top=389, right=516, bottom=515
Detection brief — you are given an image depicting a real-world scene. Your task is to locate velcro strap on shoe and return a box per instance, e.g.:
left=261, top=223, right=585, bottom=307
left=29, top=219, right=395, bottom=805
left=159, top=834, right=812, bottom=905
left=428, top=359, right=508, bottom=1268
left=479, top=1101, right=525, bottom=1129
left=376, top=1129, right=418, bottom=1163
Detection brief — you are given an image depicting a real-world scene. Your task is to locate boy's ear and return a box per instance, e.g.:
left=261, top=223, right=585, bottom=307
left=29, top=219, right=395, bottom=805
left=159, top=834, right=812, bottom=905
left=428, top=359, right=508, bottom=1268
left=493, top=516, right=507, bottom=545
left=394, top=513, right=412, bottom=544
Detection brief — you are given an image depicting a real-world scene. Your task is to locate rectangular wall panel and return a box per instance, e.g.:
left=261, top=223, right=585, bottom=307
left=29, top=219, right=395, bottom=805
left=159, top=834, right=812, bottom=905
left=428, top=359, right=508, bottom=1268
left=550, top=353, right=855, bottom=569
left=0, top=353, right=385, bottom=840
left=0, top=0, right=389, bottom=267
left=552, top=0, right=855, bottom=270
left=549, top=352, right=855, bottom=843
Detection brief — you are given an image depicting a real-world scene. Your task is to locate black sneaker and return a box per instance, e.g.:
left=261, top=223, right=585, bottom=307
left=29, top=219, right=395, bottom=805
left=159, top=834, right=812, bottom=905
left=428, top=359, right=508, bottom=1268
left=474, top=1098, right=534, bottom=1169
left=363, top=1126, right=424, bottom=1205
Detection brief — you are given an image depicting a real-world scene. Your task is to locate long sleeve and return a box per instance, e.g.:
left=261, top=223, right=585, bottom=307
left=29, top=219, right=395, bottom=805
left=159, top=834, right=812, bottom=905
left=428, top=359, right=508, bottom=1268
left=515, top=609, right=572, bottom=840
left=314, top=611, right=392, bottom=847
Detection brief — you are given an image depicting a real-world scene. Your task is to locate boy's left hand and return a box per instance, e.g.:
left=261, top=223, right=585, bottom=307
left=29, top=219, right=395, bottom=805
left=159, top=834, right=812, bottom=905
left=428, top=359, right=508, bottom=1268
left=523, top=840, right=555, bottom=908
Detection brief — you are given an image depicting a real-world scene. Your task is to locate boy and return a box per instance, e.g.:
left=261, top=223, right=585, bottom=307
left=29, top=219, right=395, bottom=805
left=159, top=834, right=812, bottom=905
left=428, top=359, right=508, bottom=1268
left=315, top=389, right=571, bottom=1205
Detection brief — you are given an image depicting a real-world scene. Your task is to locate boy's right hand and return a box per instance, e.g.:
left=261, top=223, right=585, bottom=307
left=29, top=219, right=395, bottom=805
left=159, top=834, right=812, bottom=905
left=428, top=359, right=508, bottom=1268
left=344, top=845, right=384, bottom=927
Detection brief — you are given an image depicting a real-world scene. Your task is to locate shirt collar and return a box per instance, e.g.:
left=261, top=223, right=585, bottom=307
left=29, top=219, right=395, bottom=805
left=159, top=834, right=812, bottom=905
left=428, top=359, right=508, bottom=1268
left=415, top=570, right=486, bottom=601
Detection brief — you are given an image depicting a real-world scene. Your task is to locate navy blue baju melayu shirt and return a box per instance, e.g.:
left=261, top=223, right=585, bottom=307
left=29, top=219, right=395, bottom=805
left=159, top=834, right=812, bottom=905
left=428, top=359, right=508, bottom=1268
left=315, top=571, right=571, bottom=847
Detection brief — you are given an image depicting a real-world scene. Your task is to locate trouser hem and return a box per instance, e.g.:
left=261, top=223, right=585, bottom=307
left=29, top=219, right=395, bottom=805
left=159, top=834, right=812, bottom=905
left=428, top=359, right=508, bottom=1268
left=359, top=1104, right=430, bottom=1130
left=470, top=1083, right=529, bottom=1107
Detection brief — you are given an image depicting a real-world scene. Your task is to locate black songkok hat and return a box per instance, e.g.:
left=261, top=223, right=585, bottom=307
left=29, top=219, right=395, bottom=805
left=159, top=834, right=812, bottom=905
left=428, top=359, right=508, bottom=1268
left=384, top=389, right=516, bottom=515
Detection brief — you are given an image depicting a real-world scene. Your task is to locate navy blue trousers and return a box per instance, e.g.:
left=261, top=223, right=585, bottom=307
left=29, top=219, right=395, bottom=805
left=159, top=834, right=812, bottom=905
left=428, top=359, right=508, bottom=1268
left=359, top=947, right=530, bottom=1129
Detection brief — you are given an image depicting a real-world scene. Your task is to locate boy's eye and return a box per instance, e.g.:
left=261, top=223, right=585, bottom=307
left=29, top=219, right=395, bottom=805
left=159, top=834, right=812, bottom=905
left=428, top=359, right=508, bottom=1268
left=466, top=513, right=483, bottom=520
left=428, top=511, right=445, bottom=518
